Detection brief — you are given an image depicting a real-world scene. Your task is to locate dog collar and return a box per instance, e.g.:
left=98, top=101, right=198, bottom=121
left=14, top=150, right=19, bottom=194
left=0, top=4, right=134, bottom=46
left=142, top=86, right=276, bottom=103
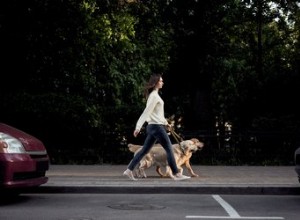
left=179, top=143, right=185, bottom=154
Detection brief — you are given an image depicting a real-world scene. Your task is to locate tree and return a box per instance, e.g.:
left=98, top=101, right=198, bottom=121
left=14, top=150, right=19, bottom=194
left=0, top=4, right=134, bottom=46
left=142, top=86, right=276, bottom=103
left=0, top=0, right=177, bottom=163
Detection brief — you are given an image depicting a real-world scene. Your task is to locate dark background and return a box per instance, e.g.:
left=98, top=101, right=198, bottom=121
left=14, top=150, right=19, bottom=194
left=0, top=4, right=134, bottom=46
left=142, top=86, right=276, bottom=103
left=0, top=0, right=299, bottom=165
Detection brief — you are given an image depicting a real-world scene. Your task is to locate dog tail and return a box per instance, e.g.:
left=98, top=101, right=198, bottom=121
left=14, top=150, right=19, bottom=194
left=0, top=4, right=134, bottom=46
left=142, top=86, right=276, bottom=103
left=127, top=143, right=142, bottom=153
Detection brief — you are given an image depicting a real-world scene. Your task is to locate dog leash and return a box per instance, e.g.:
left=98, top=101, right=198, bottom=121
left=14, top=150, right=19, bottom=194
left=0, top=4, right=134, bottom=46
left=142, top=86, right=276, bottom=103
left=168, top=127, right=185, bottom=154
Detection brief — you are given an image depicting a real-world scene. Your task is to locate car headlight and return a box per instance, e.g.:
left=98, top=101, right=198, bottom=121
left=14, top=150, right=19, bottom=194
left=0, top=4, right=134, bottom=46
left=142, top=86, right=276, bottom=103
left=0, top=132, right=26, bottom=154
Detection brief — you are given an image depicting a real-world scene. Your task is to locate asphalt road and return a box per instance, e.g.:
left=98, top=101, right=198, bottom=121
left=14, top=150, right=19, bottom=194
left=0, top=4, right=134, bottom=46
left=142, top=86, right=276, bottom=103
left=1, top=193, right=300, bottom=220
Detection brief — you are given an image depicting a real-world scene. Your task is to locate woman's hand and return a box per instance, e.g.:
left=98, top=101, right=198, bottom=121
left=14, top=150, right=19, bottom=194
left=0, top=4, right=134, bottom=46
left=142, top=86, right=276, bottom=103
left=165, top=124, right=173, bottom=132
left=133, top=129, right=140, bottom=137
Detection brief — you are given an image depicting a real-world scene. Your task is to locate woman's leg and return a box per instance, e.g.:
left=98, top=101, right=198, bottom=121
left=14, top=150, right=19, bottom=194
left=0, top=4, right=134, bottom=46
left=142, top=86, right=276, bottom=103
left=127, top=126, right=157, bottom=171
left=154, top=125, right=179, bottom=175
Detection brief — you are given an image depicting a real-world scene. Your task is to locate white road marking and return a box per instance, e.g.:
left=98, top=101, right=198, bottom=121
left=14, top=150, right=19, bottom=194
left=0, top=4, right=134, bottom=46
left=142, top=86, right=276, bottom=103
left=185, top=195, right=284, bottom=219
left=186, top=216, right=284, bottom=219
left=212, top=195, right=241, bottom=218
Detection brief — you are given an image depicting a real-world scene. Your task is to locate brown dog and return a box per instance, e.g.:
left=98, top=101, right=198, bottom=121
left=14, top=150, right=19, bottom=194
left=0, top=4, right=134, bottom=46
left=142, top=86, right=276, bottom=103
left=128, top=138, right=204, bottom=178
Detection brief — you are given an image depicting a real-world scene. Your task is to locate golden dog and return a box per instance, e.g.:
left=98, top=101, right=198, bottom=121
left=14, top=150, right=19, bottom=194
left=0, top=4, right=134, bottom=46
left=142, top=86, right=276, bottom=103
left=128, top=138, right=204, bottom=178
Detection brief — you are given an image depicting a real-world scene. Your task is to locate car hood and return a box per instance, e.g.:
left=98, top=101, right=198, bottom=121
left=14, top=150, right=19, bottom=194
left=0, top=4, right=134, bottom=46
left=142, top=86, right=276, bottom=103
left=0, top=123, right=46, bottom=152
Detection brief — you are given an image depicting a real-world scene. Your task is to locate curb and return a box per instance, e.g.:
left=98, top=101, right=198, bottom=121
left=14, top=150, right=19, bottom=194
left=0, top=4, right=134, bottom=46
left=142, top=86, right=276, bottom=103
left=25, top=185, right=300, bottom=195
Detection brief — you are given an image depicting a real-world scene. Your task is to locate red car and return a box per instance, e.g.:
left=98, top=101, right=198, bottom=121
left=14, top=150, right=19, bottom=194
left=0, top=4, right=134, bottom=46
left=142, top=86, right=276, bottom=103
left=295, top=147, right=300, bottom=183
left=0, top=123, right=49, bottom=193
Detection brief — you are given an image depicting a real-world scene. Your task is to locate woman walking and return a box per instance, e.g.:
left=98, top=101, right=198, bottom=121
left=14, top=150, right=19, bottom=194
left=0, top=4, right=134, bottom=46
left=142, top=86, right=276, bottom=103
left=123, top=73, right=191, bottom=181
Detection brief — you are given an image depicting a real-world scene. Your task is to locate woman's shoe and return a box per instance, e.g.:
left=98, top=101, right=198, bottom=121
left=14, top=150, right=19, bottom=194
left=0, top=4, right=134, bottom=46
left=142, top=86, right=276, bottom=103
left=123, top=169, right=137, bottom=181
left=172, top=173, right=191, bottom=181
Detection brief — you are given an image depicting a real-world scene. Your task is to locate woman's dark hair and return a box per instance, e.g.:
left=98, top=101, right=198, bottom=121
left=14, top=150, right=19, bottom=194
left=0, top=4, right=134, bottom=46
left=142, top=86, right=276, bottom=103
left=144, top=73, right=162, bottom=99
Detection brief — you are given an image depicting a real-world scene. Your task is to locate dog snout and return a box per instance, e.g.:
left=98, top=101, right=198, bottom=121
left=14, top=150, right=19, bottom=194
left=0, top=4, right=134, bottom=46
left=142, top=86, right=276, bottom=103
left=196, top=142, right=204, bottom=149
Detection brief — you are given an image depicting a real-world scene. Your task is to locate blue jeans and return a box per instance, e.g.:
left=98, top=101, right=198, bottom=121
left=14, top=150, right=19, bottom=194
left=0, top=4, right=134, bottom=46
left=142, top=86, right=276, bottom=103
left=127, top=124, right=179, bottom=175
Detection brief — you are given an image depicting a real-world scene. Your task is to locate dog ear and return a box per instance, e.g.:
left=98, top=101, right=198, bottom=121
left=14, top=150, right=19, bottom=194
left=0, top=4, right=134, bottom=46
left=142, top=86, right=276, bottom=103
left=190, top=138, right=197, bottom=144
left=184, top=140, right=195, bottom=149
left=181, top=140, right=189, bottom=149
left=182, top=140, right=194, bottom=155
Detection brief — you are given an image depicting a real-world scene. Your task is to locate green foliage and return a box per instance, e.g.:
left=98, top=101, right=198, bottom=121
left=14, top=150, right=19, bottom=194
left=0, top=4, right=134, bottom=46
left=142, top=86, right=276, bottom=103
left=1, top=0, right=299, bottom=165
left=0, top=0, right=176, bottom=164
left=206, top=0, right=300, bottom=131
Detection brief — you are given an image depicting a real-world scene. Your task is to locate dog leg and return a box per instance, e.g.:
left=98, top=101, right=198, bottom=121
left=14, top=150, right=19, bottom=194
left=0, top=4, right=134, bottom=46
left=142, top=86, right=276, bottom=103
left=139, top=158, right=155, bottom=178
left=139, top=167, right=147, bottom=178
left=177, top=166, right=184, bottom=175
left=157, top=166, right=183, bottom=178
left=164, top=166, right=175, bottom=179
left=133, top=168, right=139, bottom=177
left=138, top=161, right=147, bottom=178
left=185, top=161, right=199, bottom=177
left=156, top=166, right=167, bottom=177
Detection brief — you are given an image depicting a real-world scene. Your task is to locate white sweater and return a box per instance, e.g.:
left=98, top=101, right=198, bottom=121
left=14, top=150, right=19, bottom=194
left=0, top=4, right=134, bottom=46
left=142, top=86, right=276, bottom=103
left=135, top=90, right=168, bottom=130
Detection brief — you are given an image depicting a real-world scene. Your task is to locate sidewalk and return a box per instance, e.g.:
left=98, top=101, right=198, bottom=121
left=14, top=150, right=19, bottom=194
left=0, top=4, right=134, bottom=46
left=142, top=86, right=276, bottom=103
left=30, top=165, right=300, bottom=195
